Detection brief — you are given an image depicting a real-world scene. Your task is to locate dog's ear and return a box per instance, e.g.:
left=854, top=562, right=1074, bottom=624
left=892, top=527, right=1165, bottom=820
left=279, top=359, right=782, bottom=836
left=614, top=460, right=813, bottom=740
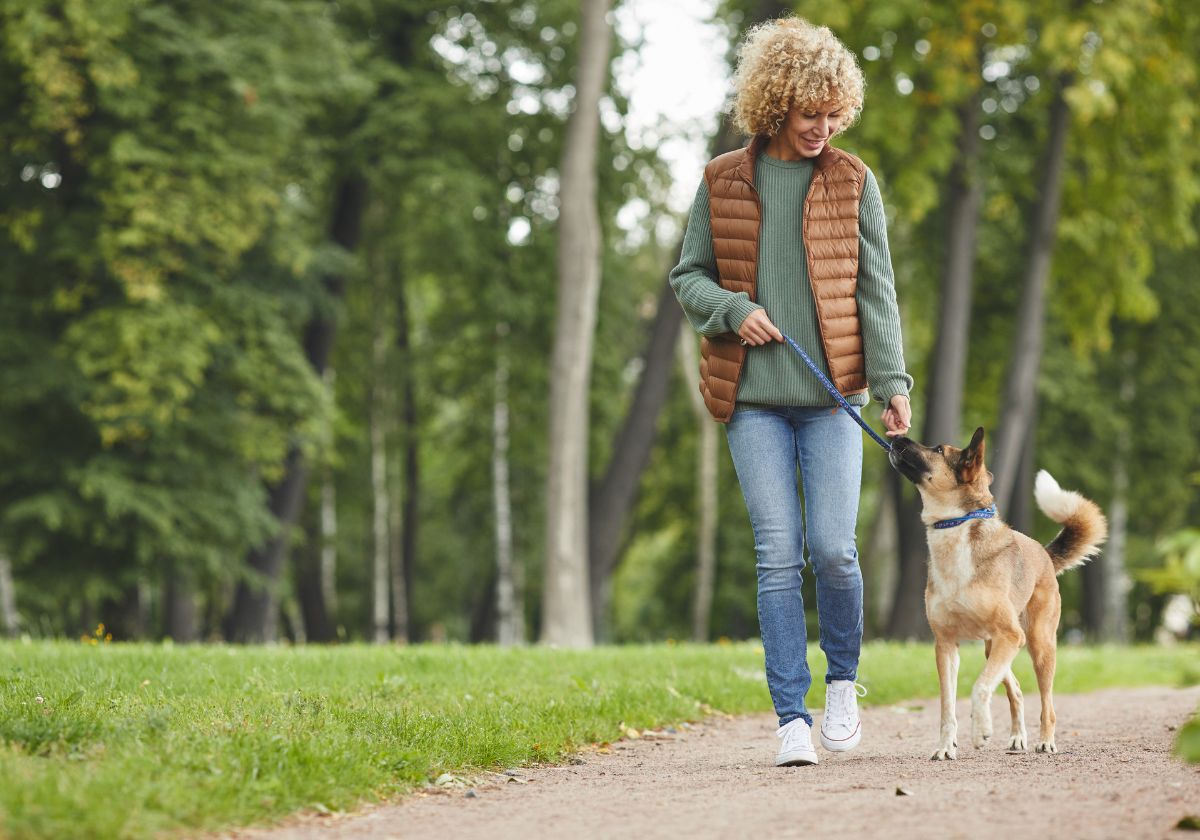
left=959, top=427, right=986, bottom=482
left=968, top=426, right=985, bottom=451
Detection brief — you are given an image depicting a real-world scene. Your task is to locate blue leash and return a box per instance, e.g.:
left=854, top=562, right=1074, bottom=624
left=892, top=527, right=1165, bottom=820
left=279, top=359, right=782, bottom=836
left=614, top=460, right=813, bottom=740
left=779, top=334, right=893, bottom=452
left=778, top=335, right=995, bottom=526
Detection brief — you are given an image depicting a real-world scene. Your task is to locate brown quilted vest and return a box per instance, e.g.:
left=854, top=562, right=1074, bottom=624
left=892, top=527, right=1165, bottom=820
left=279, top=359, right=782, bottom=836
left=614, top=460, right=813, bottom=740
left=698, top=134, right=868, bottom=423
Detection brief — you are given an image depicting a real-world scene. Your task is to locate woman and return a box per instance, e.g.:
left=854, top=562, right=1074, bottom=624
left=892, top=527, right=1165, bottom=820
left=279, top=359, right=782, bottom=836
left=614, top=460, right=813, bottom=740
left=669, top=16, right=913, bottom=767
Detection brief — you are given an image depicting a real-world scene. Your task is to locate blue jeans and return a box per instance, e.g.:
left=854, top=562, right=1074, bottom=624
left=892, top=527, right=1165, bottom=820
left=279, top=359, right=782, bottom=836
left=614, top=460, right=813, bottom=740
left=725, top=404, right=865, bottom=728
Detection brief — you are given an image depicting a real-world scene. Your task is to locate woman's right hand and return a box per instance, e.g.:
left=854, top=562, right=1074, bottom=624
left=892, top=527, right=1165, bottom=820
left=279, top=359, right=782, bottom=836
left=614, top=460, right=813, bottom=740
left=738, top=308, right=784, bottom=346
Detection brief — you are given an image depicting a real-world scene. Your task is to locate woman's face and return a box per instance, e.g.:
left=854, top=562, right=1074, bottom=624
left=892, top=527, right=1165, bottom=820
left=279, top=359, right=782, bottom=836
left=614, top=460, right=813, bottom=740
left=775, top=101, right=846, bottom=158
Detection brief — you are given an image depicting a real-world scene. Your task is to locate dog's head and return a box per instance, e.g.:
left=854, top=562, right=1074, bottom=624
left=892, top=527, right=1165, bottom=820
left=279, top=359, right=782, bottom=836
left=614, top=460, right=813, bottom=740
left=888, top=426, right=993, bottom=509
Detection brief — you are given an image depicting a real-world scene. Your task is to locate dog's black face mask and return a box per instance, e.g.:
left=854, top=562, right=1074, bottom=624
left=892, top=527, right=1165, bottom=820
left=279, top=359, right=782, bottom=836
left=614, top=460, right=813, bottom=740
left=888, top=436, right=930, bottom=484
left=887, top=428, right=989, bottom=490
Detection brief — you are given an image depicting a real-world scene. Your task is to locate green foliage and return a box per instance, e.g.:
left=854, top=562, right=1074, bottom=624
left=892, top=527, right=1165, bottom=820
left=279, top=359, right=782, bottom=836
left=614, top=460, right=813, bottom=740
left=0, top=1, right=364, bottom=633
left=1138, top=530, right=1200, bottom=619
left=1176, top=709, right=1200, bottom=764
left=0, top=0, right=1197, bottom=645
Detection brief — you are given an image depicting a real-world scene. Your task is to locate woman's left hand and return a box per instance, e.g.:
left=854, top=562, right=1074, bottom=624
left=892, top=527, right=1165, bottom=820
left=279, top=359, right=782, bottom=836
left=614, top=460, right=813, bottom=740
left=882, top=394, right=912, bottom=438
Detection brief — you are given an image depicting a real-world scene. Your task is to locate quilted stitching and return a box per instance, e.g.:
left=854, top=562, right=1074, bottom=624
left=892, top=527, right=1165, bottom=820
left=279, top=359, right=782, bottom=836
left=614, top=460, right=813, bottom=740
left=696, top=137, right=868, bottom=421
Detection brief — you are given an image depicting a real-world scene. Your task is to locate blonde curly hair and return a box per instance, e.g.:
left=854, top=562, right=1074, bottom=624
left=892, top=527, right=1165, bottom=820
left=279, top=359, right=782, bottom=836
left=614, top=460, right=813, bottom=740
left=730, top=16, right=865, bottom=138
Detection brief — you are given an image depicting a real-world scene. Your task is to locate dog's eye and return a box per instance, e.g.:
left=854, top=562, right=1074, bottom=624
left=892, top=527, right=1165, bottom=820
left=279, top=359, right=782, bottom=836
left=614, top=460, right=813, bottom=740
left=934, top=446, right=944, bottom=455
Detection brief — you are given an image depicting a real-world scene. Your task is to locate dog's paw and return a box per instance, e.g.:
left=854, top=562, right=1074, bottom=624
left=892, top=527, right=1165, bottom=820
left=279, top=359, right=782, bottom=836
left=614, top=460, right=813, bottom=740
left=1007, top=733, right=1027, bottom=752
left=1035, top=740, right=1057, bottom=754
left=930, top=745, right=957, bottom=761
left=972, top=730, right=990, bottom=749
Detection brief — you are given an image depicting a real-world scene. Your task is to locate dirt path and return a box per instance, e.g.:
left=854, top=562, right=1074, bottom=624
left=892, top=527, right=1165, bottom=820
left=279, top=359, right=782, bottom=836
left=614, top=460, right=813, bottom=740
left=227, top=685, right=1200, bottom=840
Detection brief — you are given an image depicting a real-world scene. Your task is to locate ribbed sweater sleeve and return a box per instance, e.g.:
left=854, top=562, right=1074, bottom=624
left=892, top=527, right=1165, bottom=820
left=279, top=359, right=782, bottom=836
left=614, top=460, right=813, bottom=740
left=857, top=168, right=914, bottom=404
left=668, top=178, right=762, bottom=337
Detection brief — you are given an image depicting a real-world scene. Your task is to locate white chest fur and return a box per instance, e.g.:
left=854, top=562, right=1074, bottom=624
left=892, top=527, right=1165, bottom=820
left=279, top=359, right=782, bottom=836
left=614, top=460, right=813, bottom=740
left=926, top=526, right=975, bottom=596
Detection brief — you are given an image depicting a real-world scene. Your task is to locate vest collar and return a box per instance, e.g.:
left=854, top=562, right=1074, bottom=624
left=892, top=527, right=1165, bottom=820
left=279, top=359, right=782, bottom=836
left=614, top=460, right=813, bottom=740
left=735, top=134, right=839, bottom=185
left=932, top=505, right=998, bottom=530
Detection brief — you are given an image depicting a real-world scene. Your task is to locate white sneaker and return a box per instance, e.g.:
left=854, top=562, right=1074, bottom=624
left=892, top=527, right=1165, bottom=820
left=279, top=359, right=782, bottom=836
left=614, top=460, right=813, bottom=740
left=775, top=717, right=818, bottom=766
left=820, top=680, right=867, bottom=752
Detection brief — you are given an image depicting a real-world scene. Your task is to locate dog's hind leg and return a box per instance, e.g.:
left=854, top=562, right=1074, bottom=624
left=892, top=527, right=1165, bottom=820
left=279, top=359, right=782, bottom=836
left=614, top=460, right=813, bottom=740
left=1027, top=584, right=1062, bottom=753
left=971, top=626, right=1023, bottom=749
left=1001, top=668, right=1027, bottom=751
left=931, top=634, right=960, bottom=760
left=985, top=639, right=1027, bottom=751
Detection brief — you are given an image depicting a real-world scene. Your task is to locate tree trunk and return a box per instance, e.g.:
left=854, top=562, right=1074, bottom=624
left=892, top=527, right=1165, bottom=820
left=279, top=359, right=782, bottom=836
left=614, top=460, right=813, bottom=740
left=296, top=365, right=339, bottom=643
left=1083, top=358, right=1132, bottom=642
left=296, top=518, right=337, bottom=642
left=587, top=279, right=685, bottom=640
left=281, top=596, right=306, bottom=644
left=470, top=568, right=499, bottom=643
left=886, top=472, right=930, bottom=638
left=388, top=472, right=408, bottom=644
left=862, top=463, right=897, bottom=636
left=370, top=315, right=391, bottom=644
left=1098, top=456, right=1130, bottom=641
left=394, top=252, right=417, bottom=643
left=225, top=175, right=367, bottom=643
left=991, top=77, right=1071, bottom=509
left=888, top=92, right=984, bottom=640
left=1007, top=401, right=1037, bottom=535
left=320, top=367, right=339, bottom=627
left=922, top=94, right=984, bottom=448
left=541, top=0, right=613, bottom=648
left=102, top=583, right=147, bottom=641
left=225, top=450, right=309, bottom=643
left=162, top=565, right=197, bottom=642
left=677, top=330, right=719, bottom=642
left=494, top=325, right=523, bottom=645
left=0, top=551, right=20, bottom=637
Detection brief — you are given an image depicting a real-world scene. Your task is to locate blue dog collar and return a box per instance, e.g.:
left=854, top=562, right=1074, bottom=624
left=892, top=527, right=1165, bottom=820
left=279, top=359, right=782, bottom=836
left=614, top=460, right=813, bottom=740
left=932, top=505, right=997, bottom=530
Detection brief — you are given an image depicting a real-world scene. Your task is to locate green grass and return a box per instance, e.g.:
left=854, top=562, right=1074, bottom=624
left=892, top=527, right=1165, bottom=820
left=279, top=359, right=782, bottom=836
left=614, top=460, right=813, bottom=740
left=1, top=640, right=1197, bottom=839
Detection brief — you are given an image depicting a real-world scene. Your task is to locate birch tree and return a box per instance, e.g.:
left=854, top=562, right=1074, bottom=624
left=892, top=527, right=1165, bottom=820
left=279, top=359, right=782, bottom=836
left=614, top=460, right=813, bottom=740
left=494, top=323, right=523, bottom=645
left=541, top=0, right=613, bottom=648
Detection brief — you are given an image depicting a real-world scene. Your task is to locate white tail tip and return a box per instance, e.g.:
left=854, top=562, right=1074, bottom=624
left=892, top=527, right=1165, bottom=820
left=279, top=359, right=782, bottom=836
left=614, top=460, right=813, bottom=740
left=1034, top=469, right=1082, bottom=523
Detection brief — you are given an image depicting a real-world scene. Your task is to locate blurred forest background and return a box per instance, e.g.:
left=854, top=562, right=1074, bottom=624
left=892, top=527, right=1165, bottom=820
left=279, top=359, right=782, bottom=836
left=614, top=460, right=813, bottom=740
left=0, top=0, right=1197, bottom=647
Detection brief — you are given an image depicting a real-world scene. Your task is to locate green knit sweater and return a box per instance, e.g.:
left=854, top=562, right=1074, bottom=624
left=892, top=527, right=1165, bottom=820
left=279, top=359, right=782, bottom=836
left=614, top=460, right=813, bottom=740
left=669, top=150, right=913, bottom=408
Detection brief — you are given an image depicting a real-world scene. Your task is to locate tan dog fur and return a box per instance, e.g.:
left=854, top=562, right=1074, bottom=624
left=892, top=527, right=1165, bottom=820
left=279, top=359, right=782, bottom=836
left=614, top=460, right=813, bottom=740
left=888, top=428, right=1107, bottom=759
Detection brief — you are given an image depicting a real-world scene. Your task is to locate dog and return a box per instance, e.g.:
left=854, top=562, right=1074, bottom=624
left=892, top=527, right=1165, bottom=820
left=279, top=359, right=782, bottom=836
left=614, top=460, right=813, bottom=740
left=888, top=427, right=1107, bottom=760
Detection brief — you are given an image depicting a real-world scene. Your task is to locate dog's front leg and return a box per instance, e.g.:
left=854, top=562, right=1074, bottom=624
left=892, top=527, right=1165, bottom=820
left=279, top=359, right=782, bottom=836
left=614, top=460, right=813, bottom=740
left=932, top=635, right=959, bottom=760
left=971, top=629, right=1022, bottom=749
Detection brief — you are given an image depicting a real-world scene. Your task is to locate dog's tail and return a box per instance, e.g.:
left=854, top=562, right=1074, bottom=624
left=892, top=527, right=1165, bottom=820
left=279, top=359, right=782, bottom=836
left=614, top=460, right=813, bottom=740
left=1034, top=470, right=1108, bottom=574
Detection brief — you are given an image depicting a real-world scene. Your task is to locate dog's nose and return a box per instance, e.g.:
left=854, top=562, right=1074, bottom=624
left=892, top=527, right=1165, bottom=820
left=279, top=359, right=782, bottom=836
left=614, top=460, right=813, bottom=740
left=891, top=436, right=914, bottom=450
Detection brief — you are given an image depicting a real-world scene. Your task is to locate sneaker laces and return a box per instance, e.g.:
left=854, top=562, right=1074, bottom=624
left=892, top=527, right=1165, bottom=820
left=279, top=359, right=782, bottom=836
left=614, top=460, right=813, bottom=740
left=824, top=681, right=867, bottom=728
left=776, top=718, right=814, bottom=751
